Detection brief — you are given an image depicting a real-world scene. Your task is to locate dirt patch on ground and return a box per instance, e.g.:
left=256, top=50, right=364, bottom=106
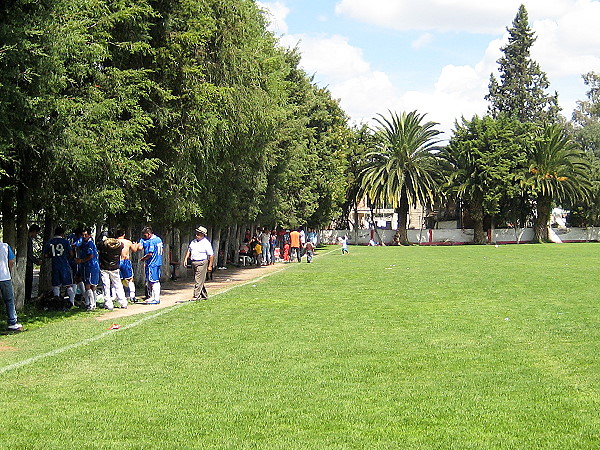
left=0, top=343, right=17, bottom=352
left=95, top=261, right=294, bottom=322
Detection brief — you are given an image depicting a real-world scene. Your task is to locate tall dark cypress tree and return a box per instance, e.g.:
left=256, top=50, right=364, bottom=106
left=486, top=4, right=560, bottom=123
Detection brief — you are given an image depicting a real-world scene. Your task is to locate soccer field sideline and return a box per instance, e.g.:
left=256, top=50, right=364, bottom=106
left=0, top=246, right=340, bottom=376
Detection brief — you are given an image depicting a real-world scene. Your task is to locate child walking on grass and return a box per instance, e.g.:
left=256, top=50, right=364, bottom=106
left=340, top=235, right=349, bottom=254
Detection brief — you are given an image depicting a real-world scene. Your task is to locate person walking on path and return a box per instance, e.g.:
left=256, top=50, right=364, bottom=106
left=137, top=226, right=163, bottom=305
left=305, top=241, right=315, bottom=263
left=290, top=228, right=301, bottom=262
left=182, top=226, right=214, bottom=301
left=0, top=240, right=23, bottom=331
left=97, top=230, right=127, bottom=310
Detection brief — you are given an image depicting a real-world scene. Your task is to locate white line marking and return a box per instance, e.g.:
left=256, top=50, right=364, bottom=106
left=0, top=248, right=337, bottom=375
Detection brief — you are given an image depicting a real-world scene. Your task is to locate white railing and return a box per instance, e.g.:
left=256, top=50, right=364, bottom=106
left=319, top=227, right=600, bottom=245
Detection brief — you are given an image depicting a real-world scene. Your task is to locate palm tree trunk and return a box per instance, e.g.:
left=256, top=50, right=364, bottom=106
left=534, top=196, right=552, bottom=243
left=396, top=190, right=410, bottom=245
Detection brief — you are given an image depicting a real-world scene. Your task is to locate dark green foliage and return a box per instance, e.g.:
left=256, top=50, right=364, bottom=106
left=443, top=115, right=530, bottom=243
left=0, top=0, right=354, bottom=239
left=486, top=5, right=560, bottom=123
left=570, top=72, right=600, bottom=225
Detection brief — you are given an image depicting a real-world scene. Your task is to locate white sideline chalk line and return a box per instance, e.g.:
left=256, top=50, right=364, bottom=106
left=0, top=247, right=338, bottom=375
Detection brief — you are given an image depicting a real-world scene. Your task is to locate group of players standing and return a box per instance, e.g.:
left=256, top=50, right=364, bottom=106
left=43, top=226, right=163, bottom=311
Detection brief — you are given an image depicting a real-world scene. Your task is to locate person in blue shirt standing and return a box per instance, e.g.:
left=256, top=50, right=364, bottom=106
left=75, top=228, right=100, bottom=311
left=138, top=226, right=163, bottom=305
left=43, top=226, right=75, bottom=307
left=0, top=240, right=22, bottom=331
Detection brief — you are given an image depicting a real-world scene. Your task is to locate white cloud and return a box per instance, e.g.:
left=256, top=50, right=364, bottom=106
left=280, top=34, right=371, bottom=82
left=412, top=33, right=434, bottom=49
left=334, top=0, right=575, bottom=34
left=257, top=1, right=290, bottom=35
left=265, top=0, right=600, bottom=134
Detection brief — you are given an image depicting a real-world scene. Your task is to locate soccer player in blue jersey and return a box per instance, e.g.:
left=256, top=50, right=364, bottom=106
left=117, top=228, right=137, bottom=303
left=68, top=228, right=85, bottom=303
left=138, top=226, right=163, bottom=304
left=43, top=226, right=75, bottom=307
left=75, top=228, right=101, bottom=311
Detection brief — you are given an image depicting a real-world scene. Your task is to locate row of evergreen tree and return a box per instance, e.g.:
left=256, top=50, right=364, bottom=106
left=2, top=3, right=600, bottom=305
left=0, top=0, right=360, bottom=306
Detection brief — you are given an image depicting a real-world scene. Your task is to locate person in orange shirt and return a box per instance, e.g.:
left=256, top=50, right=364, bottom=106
left=289, top=228, right=301, bottom=262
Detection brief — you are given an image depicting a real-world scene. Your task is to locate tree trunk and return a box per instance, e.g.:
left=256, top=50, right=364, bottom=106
left=353, top=203, right=359, bottom=243
left=223, top=225, right=233, bottom=266
left=368, top=206, right=385, bottom=246
left=1, top=190, right=16, bottom=247
left=233, top=224, right=241, bottom=266
left=212, top=226, right=222, bottom=268
left=162, top=229, right=171, bottom=282
left=396, top=190, right=410, bottom=245
left=534, top=196, right=552, bottom=243
left=470, top=192, right=486, bottom=245
left=38, top=214, right=55, bottom=295
left=13, top=188, right=28, bottom=310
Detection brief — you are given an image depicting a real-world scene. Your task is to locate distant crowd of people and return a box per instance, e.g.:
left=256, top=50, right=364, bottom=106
left=239, top=227, right=318, bottom=265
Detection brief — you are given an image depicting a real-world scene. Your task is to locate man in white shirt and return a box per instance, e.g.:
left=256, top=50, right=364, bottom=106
left=182, top=226, right=214, bottom=301
left=0, top=241, right=22, bottom=331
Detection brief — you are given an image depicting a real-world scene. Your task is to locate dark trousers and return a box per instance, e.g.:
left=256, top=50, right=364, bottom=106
left=25, top=263, right=34, bottom=301
left=291, top=247, right=301, bottom=262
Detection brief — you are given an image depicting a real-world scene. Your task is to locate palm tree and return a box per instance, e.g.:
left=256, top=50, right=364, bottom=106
left=523, top=124, right=591, bottom=242
left=360, top=111, right=441, bottom=245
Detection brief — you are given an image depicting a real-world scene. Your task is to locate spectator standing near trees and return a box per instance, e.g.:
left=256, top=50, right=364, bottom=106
left=269, top=230, right=277, bottom=264
left=182, top=226, right=213, bottom=301
left=116, top=228, right=137, bottom=303
left=137, top=226, right=163, bottom=305
left=259, top=227, right=270, bottom=265
left=43, top=226, right=76, bottom=307
left=290, top=228, right=301, bottom=262
left=97, top=231, right=127, bottom=310
left=75, top=228, right=100, bottom=311
left=0, top=240, right=23, bottom=332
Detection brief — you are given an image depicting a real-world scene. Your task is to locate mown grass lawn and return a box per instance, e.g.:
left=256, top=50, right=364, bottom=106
left=1, top=243, right=599, bottom=448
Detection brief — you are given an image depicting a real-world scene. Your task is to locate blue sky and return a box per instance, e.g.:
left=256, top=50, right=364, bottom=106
left=259, top=0, right=600, bottom=135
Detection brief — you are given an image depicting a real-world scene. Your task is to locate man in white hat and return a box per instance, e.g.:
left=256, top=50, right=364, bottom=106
left=182, top=226, right=214, bottom=301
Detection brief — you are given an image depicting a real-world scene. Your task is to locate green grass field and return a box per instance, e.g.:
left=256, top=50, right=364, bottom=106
left=1, top=244, right=599, bottom=449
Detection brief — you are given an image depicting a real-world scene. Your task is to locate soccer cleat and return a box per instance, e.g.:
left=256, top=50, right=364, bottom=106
left=7, top=323, right=23, bottom=332
left=144, top=299, right=160, bottom=305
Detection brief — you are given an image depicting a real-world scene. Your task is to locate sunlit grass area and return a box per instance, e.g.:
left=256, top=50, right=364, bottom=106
left=1, top=244, right=599, bottom=448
